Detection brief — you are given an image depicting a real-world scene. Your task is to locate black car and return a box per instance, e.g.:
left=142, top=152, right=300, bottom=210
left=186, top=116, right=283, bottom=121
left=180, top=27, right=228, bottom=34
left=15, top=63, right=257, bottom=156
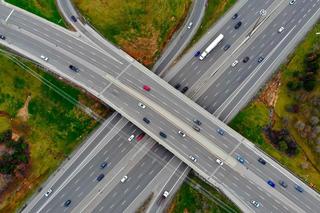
left=69, top=65, right=79, bottom=72
left=0, top=34, right=5, bottom=40
left=181, top=86, right=188, bottom=94
left=159, top=131, right=167, bottom=138
left=295, top=185, right=304, bottom=193
left=258, top=56, right=264, bottom=63
left=194, top=51, right=201, bottom=57
left=174, top=84, right=181, bottom=89
left=71, top=15, right=77, bottom=22
left=232, top=13, right=238, bottom=20
left=97, top=174, right=105, bottom=181
left=234, top=21, right=242, bottom=29
left=143, top=117, right=150, bottom=124
left=64, top=200, right=71, bottom=207
left=243, top=56, right=249, bottom=63
left=100, top=162, right=108, bottom=169
left=223, top=44, right=231, bottom=51
left=193, top=119, right=201, bottom=126
left=279, top=180, right=288, bottom=188
left=258, top=157, right=266, bottom=165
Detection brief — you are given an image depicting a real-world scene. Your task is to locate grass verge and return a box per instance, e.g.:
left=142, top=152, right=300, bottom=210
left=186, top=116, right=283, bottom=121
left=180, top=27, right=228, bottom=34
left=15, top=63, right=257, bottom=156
left=0, top=49, right=110, bottom=212
left=230, top=21, right=320, bottom=190
left=167, top=172, right=241, bottom=213
left=189, top=0, right=236, bottom=47
left=5, top=0, right=67, bottom=27
left=72, top=0, right=192, bottom=67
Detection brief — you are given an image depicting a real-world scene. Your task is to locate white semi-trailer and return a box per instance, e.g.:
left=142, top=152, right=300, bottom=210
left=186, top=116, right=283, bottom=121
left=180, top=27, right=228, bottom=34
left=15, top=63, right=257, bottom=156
left=199, top=34, right=224, bottom=60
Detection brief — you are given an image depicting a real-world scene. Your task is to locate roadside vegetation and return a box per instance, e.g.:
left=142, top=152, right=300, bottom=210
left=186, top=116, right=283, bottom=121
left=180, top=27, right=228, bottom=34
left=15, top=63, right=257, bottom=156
left=189, top=0, right=236, bottom=47
left=230, top=21, right=320, bottom=190
left=167, top=172, right=240, bottom=213
left=72, top=0, right=192, bottom=67
left=5, top=0, right=67, bottom=27
left=0, top=50, right=110, bottom=212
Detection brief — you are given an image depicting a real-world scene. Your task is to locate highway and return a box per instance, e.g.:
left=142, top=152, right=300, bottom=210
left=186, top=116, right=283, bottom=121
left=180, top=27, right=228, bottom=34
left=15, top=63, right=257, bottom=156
left=0, top=0, right=320, bottom=212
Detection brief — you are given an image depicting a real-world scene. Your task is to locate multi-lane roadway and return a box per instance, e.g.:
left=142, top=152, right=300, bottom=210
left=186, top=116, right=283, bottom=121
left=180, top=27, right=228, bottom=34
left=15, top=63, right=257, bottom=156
left=1, top=0, right=320, bottom=212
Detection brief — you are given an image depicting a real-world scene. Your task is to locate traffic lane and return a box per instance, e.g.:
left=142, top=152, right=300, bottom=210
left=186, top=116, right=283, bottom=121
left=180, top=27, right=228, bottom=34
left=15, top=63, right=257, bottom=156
left=118, top=69, right=238, bottom=153
left=92, top=144, right=174, bottom=213
left=151, top=162, right=189, bottom=211
left=102, top=84, right=221, bottom=174
left=218, top=0, right=320, bottom=120
left=0, top=23, right=109, bottom=93
left=34, top=122, right=139, bottom=213
left=7, top=13, right=125, bottom=78
left=233, top=144, right=317, bottom=212
left=153, top=0, right=206, bottom=74
left=5, top=5, right=130, bottom=67
left=0, top=3, right=11, bottom=20
left=168, top=0, right=275, bottom=87
left=199, top=0, right=320, bottom=115
left=31, top=114, right=121, bottom=208
left=214, top=166, right=292, bottom=213
left=196, top=1, right=293, bottom=113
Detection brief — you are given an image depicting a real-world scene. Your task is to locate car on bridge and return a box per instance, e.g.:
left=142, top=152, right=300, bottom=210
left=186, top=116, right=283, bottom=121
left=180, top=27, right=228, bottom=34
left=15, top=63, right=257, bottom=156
left=128, top=134, right=135, bottom=142
left=295, top=185, right=304, bottom=193
left=216, top=158, right=223, bottom=166
left=97, top=174, right=105, bottom=182
left=279, top=180, right=288, bottom=188
left=0, top=34, right=5, bottom=40
left=70, top=15, right=77, bottom=22
left=217, top=128, right=225, bottom=135
left=258, top=157, right=266, bottom=165
left=143, top=85, right=151, bottom=91
left=189, top=155, right=197, bottom=163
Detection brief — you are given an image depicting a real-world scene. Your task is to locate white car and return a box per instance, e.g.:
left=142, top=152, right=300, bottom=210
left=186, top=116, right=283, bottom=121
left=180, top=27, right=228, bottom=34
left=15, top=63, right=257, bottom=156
left=189, top=155, right=197, bottom=162
left=44, top=188, right=53, bottom=197
left=138, top=102, right=146, bottom=109
left=289, top=0, right=296, bottom=5
left=178, top=130, right=186, bottom=137
left=216, top=158, right=224, bottom=166
left=40, top=55, right=49, bottom=61
left=278, top=26, right=284, bottom=33
left=250, top=200, right=261, bottom=208
left=231, top=60, right=238, bottom=67
left=121, top=175, right=128, bottom=183
left=128, top=134, right=135, bottom=142
left=187, top=22, right=193, bottom=29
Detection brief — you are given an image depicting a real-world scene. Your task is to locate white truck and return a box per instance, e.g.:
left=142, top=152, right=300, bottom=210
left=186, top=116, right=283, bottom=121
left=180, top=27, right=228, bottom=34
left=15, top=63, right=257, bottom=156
left=199, top=34, right=224, bottom=60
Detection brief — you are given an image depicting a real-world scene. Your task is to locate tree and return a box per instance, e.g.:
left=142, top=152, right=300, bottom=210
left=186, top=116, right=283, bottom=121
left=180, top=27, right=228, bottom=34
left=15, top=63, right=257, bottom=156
left=287, top=81, right=302, bottom=91
left=303, top=80, right=316, bottom=91
left=310, top=116, right=319, bottom=126
left=279, top=140, right=288, bottom=152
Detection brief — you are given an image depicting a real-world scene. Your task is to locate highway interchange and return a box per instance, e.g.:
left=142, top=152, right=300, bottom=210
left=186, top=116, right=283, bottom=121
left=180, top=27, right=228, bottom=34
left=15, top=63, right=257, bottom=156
left=0, top=0, right=320, bottom=212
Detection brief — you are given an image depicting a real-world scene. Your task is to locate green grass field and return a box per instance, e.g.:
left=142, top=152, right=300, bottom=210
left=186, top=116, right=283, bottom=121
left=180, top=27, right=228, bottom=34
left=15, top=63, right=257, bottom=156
left=230, top=21, right=320, bottom=191
left=0, top=51, right=110, bottom=212
left=189, top=0, right=236, bottom=47
left=73, top=0, right=191, bottom=67
left=5, top=0, right=67, bottom=27
left=168, top=172, right=240, bottom=213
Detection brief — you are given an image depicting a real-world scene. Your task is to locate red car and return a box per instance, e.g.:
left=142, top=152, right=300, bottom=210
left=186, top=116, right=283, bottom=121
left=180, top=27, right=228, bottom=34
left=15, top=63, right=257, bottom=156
left=143, top=85, right=151, bottom=91
left=136, top=133, right=145, bottom=142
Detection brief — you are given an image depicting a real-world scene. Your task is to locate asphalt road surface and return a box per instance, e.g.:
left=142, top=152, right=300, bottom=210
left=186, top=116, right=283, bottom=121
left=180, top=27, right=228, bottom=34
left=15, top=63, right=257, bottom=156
left=0, top=0, right=319, bottom=212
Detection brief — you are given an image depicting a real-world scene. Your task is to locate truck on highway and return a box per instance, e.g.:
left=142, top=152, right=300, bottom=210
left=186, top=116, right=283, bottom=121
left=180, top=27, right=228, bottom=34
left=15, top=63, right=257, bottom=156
left=199, top=34, right=224, bottom=60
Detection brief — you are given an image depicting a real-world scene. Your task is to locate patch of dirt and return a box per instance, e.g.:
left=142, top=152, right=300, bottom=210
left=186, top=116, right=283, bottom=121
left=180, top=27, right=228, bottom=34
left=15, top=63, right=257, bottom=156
left=119, top=27, right=159, bottom=67
left=258, top=72, right=281, bottom=108
left=17, top=95, right=31, bottom=122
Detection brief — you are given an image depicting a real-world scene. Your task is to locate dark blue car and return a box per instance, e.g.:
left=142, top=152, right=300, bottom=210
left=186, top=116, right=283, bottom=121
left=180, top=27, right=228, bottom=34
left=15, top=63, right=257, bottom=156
left=267, top=180, right=275, bottom=188
left=194, top=51, right=201, bottom=57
